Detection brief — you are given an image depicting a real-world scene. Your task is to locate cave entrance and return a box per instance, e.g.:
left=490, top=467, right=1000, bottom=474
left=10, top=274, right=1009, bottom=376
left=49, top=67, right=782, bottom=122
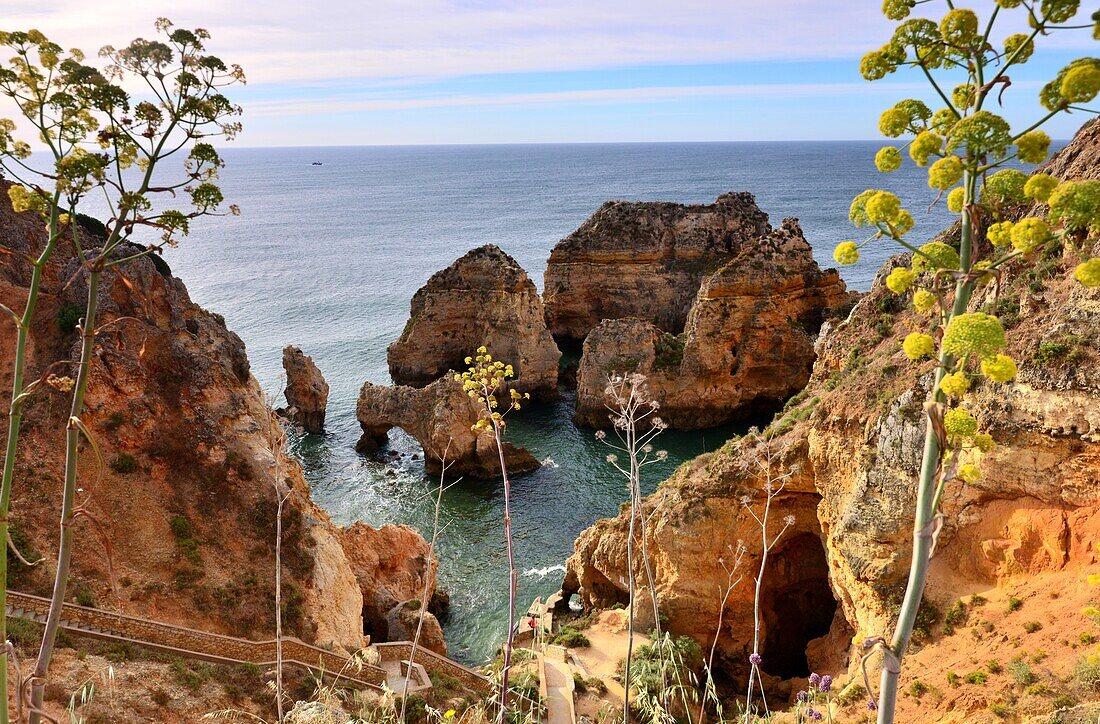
left=758, top=532, right=836, bottom=680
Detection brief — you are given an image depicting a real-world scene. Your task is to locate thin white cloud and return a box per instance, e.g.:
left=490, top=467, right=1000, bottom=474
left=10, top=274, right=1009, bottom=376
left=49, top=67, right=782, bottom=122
left=245, top=81, right=933, bottom=117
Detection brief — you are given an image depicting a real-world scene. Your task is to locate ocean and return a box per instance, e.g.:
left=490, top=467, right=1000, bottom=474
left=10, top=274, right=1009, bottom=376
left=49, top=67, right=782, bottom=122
left=149, top=141, right=956, bottom=664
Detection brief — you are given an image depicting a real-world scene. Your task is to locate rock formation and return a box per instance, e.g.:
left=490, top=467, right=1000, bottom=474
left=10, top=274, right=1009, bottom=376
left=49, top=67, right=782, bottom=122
left=338, top=522, right=446, bottom=654
left=543, top=192, right=773, bottom=343
left=0, top=184, right=437, bottom=652
left=356, top=375, right=541, bottom=479
left=388, top=245, right=561, bottom=400
left=574, top=218, right=850, bottom=429
left=281, top=345, right=329, bottom=433
left=562, top=122, right=1100, bottom=720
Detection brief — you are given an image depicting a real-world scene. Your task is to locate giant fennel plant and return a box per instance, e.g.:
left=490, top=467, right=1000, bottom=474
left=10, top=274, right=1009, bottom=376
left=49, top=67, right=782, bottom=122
left=837, top=1, right=1099, bottom=721
left=0, top=20, right=242, bottom=723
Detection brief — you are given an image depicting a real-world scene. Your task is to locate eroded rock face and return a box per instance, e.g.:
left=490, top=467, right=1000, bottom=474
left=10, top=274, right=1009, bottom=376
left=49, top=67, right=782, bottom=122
left=338, top=522, right=444, bottom=651
left=356, top=375, right=540, bottom=479
left=562, top=122, right=1100, bottom=718
left=0, top=183, right=436, bottom=652
left=574, top=218, right=849, bottom=429
left=386, top=601, right=448, bottom=656
left=543, top=192, right=772, bottom=343
left=388, top=245, right=560, bottom=400
left=281, top=345, right=329, bottom=433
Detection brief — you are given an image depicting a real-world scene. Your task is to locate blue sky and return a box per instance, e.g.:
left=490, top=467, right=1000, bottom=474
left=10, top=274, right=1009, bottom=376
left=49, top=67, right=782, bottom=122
left=1, top=0, right=1097, bottom=145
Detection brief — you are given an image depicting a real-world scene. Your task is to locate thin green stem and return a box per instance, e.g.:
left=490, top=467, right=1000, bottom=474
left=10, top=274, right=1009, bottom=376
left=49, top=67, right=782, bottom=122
left=28, top=268, right=100, bottom=724
left=0, top=194, right=61, bottom=724
left=876, top=173, right=978, bottom=722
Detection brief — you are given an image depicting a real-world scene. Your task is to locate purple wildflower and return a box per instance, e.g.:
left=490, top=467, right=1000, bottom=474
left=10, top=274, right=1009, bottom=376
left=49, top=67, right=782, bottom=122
left=805, top=708, right=816, bottom=719
left=819, top=674, right=832, bottom=692
left=868, top=699, right=878, bottom=711
left=808, top=672, right=821, bottom=688
left=749, top=652, right=762, bottom=666
left=812, top=711, right=823, bottom=721
left=796, top=691, right=809, bottom=703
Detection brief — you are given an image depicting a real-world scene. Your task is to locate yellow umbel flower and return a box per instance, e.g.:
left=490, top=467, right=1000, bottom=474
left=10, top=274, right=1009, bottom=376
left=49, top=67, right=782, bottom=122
left=1061, top=64, right=1100, bottom=104
left=911, top=241, right=960, bottom=273
left=987, top=221, right=1014, bottom=247
left=913, top=290, right=937, bottom=314
left=939, top=371, right=970, bottom=398
left=1024, top=174, right=1058, bottom=203
left=944, top=406, right=978, bottom=442
left=928, top=155, right=963, bottom=190
left=1010, top=218, right=1052, bottom=253
left=1075, top=258, right=1100, bottom=287
left=903, top=332, right=936, bottom=361
left=942, top=313, right=1006, bottom=359
left=981, top=354, right=1018, bottom=383
left=947, top=187, right=965, bottom=213
left=958, top=463, right=981, bottom=484
left=909, top=131, right=942, bottom=166
left=1016, top=130, right=1051, bottom=164
left=866, top=191, right=902, bottom=224
left=834, top=241, right=860, bottom=265
left=886, top=267, right=916, bottom=294
left=876, top=146, right=902, bottom=172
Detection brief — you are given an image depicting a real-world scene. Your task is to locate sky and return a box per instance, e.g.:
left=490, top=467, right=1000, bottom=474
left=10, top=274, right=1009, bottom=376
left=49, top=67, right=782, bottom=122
left=0, top=0, right=1097, bottom=146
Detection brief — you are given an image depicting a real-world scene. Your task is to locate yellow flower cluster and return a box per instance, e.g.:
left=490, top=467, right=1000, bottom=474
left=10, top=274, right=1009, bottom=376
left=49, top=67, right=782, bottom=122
left=875, top=146, right=902, bottom=172
left=1024, top=174, right=1058, bottom=203
left=454, top=346, right=528, bottom=434
left=928, top=155, right=963, bottom=190
left=942, top=313, right=1006, bottom=360
left=944, top=406, right=978, bottom=442
left=1010, top=218, right=1052, bottom=253
left=833, top=241, right=860, bottom=265
left=886, top=266, right=916, bottom=293
left=913, top=289, right=937, bottom=314
left=947, top=187, right=966, bottom=213
left=1075, top=258, right=1100, bottom=287
left=1047, top=179, right=1100, bottom=232
left=903, top=332, right=935, bottom=360
left=910, top=131, right=942, bottom=166
left=980, top=354, right=1018, bottom=382
left=911, top=241, right=960, bottom=273
left=1016, top=130, right=1051, bottom=164
left=938, top=370, right=970, bottom=398
left=958, top=463, right=981, bottom=484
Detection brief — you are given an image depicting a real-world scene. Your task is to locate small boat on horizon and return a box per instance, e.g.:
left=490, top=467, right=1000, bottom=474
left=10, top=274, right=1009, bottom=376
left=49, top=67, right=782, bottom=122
left=311, top=161, right=323, bottom=166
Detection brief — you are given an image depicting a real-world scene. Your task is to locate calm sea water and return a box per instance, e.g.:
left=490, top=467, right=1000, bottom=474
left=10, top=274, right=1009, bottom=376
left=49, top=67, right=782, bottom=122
left=146, top=142, right=955, bottom=663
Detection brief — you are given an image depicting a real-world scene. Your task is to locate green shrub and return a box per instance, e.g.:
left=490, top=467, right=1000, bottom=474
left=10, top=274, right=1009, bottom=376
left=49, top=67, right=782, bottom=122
left=989, top=702, right=1011, bottom=718
left=1024, top=621, right=1043, bottom=634
left=1032, top=341, right=1072, bottom=366
left=965, top=671, right=988, bottom=685
left=110, top=453, right=138, bottom=474
left=653, top=332, right=686, bottom=371
left=986, top=660, right=1003, bottom=674
left=550, top=627, right=590, bottom=648
left=57, top=305, right=83, bottom=334
left=1009, top=658, right=1038, bottom=687
left=1073, top=655, right=1100, bottom=689
left=908, top=680, right=928, bottom=698
left=402, top=694, right=428, bottom=724
left=170, top=515, right=203, bottom=567
left=1007, top=596, right=1023, bottom=612
left=946, top=671, right=960, bottom=687
left=943, top=599, right=968, bottom=634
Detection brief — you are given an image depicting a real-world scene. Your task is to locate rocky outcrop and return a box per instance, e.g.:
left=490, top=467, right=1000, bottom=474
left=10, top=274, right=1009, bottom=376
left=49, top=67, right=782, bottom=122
left=338, top=523, right=445, bottom=653
left=0, top=183, right=436, bottom=653
left=562, top=122, right=1100, bottom=719
left=385, top=601, right=448, bottom=656
left=543, top=192, right=773, bottom=343
left=280, top=345, right=329, bottom=433
left=388, top=245, right=560, bottom=400
left=575, top=218, right=849, bottom=429
left=356, top=375, right=540, bottom=479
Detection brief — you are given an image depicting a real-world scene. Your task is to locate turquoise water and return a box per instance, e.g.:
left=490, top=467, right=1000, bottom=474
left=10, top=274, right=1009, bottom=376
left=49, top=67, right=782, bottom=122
left=131, top=142, right=957, bottom=664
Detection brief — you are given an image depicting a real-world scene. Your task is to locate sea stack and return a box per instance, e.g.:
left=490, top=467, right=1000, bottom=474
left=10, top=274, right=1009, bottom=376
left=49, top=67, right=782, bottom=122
left=282, top=345, right=330, bottom=433
left=543, top=192, right=772, bottom=344
left=553, top=195, right=850, bottom=428
left=387, top=244, right=561, bottom=400
left=356, top=375, right=541, bottom=479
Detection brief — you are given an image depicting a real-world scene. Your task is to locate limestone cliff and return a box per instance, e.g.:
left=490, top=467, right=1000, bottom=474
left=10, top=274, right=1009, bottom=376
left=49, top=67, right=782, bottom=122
left=388, top=245, right=560, bottom=400
left=543, top=192, right=773, bottom=343
left=0, top=185, right=434, bottom=652
left=280, top=345, right=329, bottom=434
left=562, top=122, right=1100, bottom=719
left=356, top=375, right=541, bottom=479
left=574, top=218, right=850, bottom=429
left=338, top=522, right=446, bottom=654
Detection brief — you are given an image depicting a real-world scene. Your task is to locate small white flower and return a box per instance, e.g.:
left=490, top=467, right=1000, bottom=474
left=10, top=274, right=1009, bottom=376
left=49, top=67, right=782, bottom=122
left=642, top=443, right=653, bottom=453
left=784, top=515, right=796, bottom=526
left=594, top=430, right=607, bottom=440
left=740, top=495, right=752, bottom=507
left=656, top=450, right=668, bottom=461
left=606, top=454, right=618, bottom=463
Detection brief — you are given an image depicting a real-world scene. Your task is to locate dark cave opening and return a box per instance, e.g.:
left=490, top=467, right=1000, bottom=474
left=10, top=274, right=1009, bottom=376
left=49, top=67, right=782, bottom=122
left=758, top=532, right=837, bottom=680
